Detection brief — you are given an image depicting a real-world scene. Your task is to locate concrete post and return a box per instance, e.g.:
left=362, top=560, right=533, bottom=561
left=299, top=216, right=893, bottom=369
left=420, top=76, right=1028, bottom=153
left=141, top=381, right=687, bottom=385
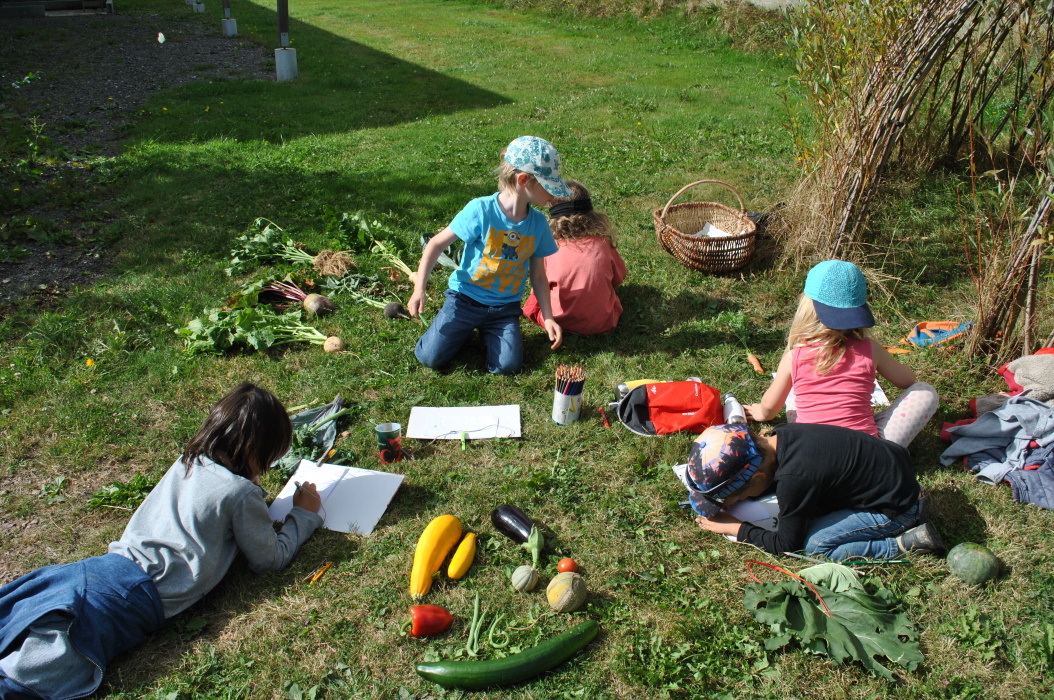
left=275, top=48, right=298, bottom=81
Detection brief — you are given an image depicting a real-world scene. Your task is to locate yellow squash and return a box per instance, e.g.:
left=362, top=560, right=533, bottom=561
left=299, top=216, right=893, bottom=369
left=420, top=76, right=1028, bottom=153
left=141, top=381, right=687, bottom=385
left=447, top=532, right=477, bottom=580
left=410, top=515, right=462, bottom=598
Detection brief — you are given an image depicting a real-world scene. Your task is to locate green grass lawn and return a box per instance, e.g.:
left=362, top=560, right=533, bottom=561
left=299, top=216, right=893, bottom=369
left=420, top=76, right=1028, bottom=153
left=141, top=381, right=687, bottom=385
left=2, top=0, right=1053, bottom=697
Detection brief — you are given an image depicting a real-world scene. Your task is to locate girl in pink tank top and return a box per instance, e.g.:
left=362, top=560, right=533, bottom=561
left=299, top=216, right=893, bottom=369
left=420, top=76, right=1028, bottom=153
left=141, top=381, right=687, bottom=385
left=744, top=260, right=938, bottom=447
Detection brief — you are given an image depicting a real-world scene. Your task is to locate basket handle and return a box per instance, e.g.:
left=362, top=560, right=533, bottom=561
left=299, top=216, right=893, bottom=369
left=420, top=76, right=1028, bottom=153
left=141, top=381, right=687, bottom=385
left=660, top=180, right=746, bottom=220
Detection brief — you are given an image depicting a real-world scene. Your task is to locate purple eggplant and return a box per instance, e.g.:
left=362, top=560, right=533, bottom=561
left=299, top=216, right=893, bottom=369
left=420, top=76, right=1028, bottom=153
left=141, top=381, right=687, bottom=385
left=491, top=504, right=534, bottom=544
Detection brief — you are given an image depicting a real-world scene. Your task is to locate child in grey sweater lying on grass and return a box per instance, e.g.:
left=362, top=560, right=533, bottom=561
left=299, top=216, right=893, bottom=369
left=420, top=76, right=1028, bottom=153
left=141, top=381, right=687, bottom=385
left=0, top=383, right=322, bottom=700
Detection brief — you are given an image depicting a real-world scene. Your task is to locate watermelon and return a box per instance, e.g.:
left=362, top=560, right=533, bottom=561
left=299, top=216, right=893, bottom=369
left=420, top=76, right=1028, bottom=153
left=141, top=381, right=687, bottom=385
left=947, top=542, right=999, bottom=585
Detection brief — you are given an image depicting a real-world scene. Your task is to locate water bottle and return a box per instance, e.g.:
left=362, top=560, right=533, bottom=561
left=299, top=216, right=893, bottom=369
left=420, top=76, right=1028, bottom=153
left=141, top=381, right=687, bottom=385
left=721, top=393, right=746, bottom=424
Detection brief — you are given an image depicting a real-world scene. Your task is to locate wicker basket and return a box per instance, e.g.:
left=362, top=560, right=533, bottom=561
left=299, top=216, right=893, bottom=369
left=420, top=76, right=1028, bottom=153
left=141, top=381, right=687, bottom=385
left=653, top=180, right=757, bottom=273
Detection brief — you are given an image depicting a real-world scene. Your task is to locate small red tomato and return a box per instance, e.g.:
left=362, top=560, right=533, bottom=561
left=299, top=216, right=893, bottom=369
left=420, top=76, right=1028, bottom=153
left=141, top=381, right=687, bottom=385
left=557, top=557, right=578, bottom=573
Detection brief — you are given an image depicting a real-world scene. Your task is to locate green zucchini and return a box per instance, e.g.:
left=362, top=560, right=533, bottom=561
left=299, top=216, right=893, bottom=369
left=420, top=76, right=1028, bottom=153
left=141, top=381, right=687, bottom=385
left=415, top=619, right=599, bottom=690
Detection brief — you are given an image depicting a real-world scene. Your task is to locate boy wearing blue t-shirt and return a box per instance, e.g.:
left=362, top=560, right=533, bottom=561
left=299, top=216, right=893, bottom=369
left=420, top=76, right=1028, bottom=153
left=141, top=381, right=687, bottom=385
left=408, top=136, right=568, bottom=374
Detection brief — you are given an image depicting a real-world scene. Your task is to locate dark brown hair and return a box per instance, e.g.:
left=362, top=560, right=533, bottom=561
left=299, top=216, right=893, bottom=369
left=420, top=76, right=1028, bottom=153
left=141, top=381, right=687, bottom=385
left=181, top=383, right=292, bottom=480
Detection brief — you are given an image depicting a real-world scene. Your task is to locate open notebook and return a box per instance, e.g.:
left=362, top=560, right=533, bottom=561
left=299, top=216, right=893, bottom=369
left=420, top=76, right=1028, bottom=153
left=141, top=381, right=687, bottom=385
left=268, top=460, right=404, bottom=535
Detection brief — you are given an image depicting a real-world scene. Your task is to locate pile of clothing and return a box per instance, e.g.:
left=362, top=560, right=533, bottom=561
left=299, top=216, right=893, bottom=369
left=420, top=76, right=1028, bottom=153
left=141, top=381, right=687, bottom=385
left=941, top=349, right=1054, bottom=509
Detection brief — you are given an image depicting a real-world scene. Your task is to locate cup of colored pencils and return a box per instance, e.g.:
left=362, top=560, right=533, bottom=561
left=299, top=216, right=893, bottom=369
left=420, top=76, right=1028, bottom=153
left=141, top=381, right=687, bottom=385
left=552, top=364, right=585, bottom=425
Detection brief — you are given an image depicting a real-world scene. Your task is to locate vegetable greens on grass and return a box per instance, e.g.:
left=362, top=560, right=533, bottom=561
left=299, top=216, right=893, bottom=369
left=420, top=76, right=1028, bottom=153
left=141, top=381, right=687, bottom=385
left=743, top=563, right=922, bottom=681
left=226, top=219, right=315, bottom=277
left=177, top=307, right=329, bottom=355
left=275, top=396, right=358, bottom=480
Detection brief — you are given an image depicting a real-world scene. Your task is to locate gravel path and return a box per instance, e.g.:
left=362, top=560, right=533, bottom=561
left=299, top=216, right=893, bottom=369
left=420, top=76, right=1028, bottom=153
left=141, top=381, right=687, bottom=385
left=0, top=6, right=273, bottom=304
left=1, top=8, right=276, bottom=580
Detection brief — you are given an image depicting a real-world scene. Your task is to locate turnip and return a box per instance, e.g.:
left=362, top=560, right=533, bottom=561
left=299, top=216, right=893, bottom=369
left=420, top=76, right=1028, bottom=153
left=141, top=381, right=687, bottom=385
left=323, top=336, right=344, bottom=353
left=303, top=293, right=336, bottom=316
left=384, top=302, right=411, bottom=319
left=372, top=239, right=417, bottom=285
left=227, top=219, right=357, bottom=277
left=179, top=307, right=339, bottom=356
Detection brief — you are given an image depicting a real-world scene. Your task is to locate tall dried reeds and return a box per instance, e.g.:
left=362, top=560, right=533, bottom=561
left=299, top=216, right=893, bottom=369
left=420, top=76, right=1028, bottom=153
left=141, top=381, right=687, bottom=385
left=964, top=152, right=1053, bottom=362
left=777, top=0, right=1053, bottom=264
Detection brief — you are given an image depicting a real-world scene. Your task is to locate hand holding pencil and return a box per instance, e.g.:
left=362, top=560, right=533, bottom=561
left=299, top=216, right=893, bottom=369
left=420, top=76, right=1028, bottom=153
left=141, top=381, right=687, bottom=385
left=293, top=481, right=322, bottom=513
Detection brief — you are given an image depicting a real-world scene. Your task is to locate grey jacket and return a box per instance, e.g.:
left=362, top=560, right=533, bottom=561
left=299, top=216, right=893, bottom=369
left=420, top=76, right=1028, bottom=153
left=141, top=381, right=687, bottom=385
left=110, top=457, right=322, bottom=618
left=940, top=397, right=1054, bottom=484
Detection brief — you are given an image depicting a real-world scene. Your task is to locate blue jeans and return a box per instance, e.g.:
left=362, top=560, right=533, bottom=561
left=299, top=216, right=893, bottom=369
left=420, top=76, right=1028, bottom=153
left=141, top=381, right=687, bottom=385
left=415, top=290, right=524, bottom=375
left=804, top=500, right=921, bottom=561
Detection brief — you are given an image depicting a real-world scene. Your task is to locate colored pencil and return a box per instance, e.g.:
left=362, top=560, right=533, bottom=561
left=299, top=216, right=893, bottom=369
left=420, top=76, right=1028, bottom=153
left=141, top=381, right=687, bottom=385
left=554, top=364, right=586, bottom=396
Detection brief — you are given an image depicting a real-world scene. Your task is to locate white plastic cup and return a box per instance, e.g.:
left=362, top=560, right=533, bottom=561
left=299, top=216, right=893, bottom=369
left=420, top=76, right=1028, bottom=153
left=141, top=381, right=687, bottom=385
left=552, top=390, right=583, bottom=426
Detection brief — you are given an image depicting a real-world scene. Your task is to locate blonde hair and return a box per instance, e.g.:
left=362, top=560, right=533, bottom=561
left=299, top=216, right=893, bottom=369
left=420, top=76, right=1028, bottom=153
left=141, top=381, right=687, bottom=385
left=786, top=295, right=869, bottom=375
left=493, top=153, right=536, bottom=192
left=548, top=180, right=616, bottom=245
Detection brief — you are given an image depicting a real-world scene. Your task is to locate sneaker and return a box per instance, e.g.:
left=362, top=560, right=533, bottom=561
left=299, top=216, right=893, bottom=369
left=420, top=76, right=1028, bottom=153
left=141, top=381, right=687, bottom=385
left=897, top=523, right=946, bottom=556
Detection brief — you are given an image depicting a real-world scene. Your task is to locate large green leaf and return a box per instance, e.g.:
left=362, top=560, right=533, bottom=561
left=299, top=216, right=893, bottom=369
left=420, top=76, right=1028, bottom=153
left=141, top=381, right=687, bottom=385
left=743, top=574, right=922, bottom=681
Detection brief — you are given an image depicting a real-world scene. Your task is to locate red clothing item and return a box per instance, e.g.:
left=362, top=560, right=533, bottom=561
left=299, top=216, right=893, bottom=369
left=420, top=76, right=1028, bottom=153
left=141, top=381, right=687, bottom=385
left=523, top=236, right=627, bottom=336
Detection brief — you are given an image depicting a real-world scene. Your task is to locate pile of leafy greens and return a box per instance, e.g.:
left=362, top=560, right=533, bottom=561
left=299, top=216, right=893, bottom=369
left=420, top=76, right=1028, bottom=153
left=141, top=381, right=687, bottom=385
left=177, top=307, right=329, bottom=356
left=743, top=563, right=923, bottom=681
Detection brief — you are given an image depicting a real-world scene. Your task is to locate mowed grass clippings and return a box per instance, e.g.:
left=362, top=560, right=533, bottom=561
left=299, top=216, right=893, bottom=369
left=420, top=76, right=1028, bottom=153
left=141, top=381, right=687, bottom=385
left=2, top=0, right=1054, bottom=697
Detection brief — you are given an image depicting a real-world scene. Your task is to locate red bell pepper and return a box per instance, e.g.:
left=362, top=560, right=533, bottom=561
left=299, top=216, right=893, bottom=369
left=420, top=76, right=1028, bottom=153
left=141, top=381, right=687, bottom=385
left=403, top=604, right=453, bottom=637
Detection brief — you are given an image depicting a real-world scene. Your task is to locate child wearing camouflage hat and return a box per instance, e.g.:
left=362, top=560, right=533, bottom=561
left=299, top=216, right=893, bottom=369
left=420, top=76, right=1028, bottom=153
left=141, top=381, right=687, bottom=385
left=686, top=423, right=944, bottom=561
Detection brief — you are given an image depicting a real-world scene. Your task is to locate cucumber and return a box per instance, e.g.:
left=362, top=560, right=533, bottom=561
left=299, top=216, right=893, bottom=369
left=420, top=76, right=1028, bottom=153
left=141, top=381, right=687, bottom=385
left=415, top=620, right=599, bottom=690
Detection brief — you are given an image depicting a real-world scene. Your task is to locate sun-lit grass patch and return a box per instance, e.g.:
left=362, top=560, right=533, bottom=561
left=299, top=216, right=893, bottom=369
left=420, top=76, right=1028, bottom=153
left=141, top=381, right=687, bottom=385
left=2, top=0, right=1053, bottom=698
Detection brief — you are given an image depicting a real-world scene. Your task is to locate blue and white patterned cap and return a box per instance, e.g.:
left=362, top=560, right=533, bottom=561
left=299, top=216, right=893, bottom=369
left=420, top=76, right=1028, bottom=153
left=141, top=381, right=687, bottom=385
left=503, top=136, right=572, bottom=198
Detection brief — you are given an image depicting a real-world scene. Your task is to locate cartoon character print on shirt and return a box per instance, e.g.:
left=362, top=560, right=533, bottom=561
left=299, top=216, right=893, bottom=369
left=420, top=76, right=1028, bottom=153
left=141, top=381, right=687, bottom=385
left=501, top=231, right=521, bottom=260
left=471, top=225, right=536, bottom=295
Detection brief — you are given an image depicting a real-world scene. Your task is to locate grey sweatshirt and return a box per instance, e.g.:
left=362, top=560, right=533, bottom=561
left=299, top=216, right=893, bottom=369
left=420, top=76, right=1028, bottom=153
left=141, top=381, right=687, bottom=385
left=109, top=457, right=322, bottom=618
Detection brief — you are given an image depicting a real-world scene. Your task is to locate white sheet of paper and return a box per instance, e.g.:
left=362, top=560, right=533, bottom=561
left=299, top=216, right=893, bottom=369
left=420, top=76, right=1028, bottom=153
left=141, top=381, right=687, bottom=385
left=726, top=494, right=779, bottom=530
left=268, top=460, right=404, bottom=535
left=406, top=405, right=521, bottom=439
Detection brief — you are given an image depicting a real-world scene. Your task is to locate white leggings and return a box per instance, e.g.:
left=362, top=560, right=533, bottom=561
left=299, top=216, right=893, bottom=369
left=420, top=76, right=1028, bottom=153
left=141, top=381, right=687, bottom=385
left=874, top=381, right=939, bottom=446
left=788, top=382, right=939, bottom=447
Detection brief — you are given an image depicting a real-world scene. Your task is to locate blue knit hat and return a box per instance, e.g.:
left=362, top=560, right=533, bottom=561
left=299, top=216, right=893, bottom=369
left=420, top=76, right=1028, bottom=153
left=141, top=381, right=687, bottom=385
left=685, top=424, right=762, bottom=517
left=803, top=260, right=875, bottom=330
left=503, top=136, right=572, bottom=198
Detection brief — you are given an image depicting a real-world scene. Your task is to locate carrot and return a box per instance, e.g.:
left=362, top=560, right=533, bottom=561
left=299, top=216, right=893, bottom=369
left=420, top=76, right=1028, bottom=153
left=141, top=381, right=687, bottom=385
left=747, top=353, right=764, bottom=374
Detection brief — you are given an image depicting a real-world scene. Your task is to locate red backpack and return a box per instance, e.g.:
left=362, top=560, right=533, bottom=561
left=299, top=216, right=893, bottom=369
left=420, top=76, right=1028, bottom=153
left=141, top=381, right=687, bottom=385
left=613, top=380, right=723, bottom=436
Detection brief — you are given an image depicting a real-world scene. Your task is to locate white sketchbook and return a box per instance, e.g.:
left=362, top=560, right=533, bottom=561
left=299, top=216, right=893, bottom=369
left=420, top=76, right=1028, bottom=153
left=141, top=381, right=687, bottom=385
left=268, top=460, right=404, bottom=535
left=405, top=405, right=521, bottom=440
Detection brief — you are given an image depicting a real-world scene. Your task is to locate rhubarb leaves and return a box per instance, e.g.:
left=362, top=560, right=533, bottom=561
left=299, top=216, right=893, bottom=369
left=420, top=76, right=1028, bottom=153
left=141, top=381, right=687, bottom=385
left=743, top=564, right=922, bottom=681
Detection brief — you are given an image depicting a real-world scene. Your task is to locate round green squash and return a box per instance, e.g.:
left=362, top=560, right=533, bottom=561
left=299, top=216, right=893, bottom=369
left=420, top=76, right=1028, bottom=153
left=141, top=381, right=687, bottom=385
left=947, top=542, right=999, bottom=585
left=511, top=564, right=539, bottom=592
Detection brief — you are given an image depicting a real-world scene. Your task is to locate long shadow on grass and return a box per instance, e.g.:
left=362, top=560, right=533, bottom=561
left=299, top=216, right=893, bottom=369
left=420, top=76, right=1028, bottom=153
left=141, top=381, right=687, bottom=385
left=135, top=2, right=510, bottom=143
left=927, top=484, right=986, bottom=547
left=113, top=157, right=487, bottom=263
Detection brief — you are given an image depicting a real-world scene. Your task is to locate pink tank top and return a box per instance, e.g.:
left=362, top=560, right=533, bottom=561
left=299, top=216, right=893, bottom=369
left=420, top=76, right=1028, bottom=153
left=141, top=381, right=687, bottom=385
left=791, top=337, right=878, bottom=436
